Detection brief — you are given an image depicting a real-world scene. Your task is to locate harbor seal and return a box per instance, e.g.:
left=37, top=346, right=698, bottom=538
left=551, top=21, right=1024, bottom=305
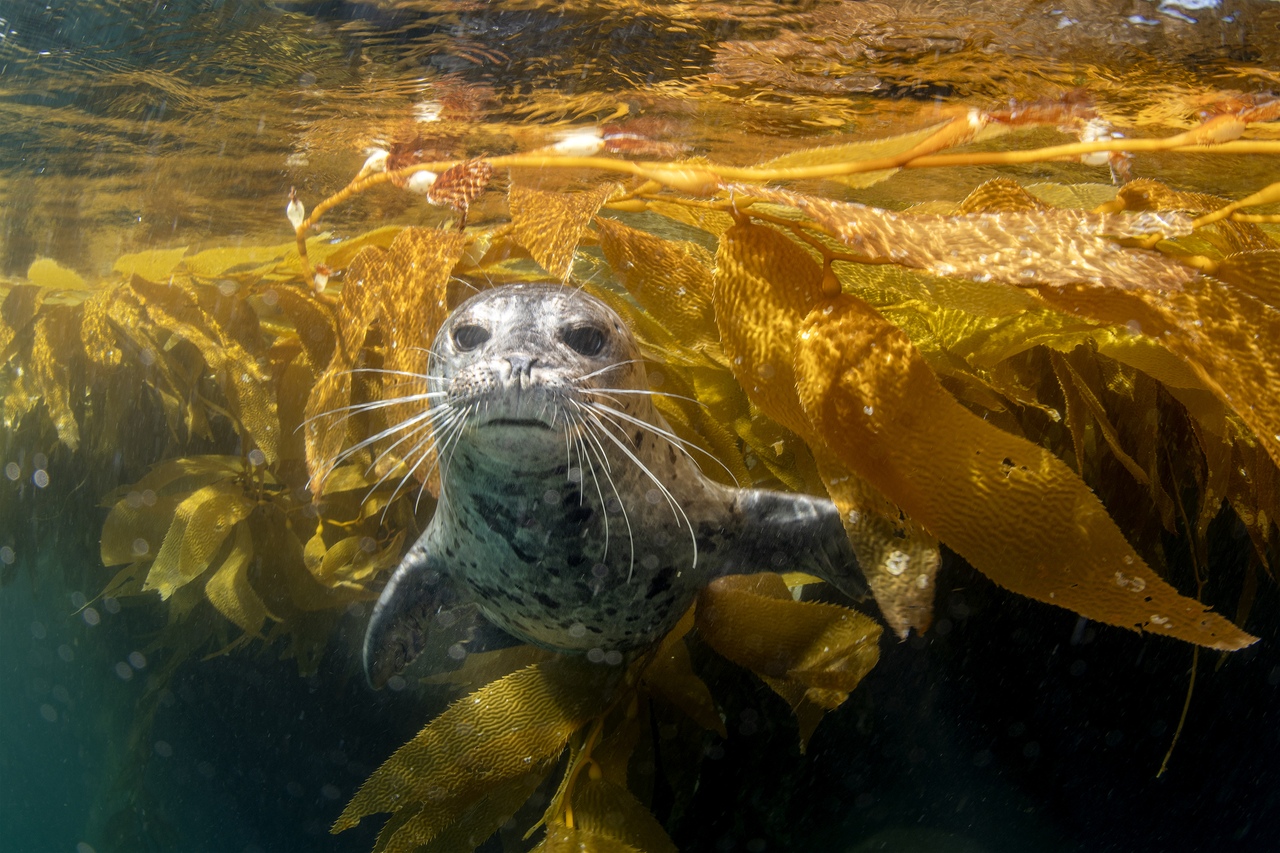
left=362, top=282, right=867, bottom=687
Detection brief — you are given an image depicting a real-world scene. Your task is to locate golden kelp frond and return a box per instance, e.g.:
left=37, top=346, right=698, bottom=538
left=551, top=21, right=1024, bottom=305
left=713, top=221, right=943, bottom=635
left=960, top=178, right=1051, bottom=214
left=510, top=183, right=618, bottom=279
left=533, top=823, right=644, bottom=853
left=129, top=276, right=280, bottom=463
left=1029, top=277, right=1280, bottom=472
left=567, top=777, right=680, bottom=853
left=696, top=573, right=881, bottom=747
left=1110, top=178, right=1276, bottom=254
left=792, top=294, right=1257, bottom=650
left=760, top=122, right=953, bottom=190
left=729, top=184, right=1198, bottom=292
left=593, top=216, right=721, bottom=361
left=334, top=658, right=618, bottom=836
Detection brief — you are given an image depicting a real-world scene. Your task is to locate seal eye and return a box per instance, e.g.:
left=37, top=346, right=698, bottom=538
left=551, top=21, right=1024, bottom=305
left=452, top=324, right=490, bottom=351
left=562, top=325, right=606, bottom=357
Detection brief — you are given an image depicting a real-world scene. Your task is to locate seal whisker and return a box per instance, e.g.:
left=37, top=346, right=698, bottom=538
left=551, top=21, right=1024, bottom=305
left=585, top=399, right=740, bottom=487
left=585, top=386, right=711, bottom=410
left=579, top=403, right=698, bottom=571
left=330, top=402, right=458, bottom=473
left=571, top=404, right=636, bottom=577
left=365, top=407, right=465, bottom=518
left=573, top=359, right=643, bottom=384
left=569, top=414, right=610, bottom=561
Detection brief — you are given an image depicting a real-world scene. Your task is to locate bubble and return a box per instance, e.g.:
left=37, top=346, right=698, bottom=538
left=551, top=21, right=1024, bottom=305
left=644, top=489, right=662, bottom=505
left=103, top=597, right=121, bottom=614
left=591, top=563, right=608, bottom=579
left=30, top=621, right=46, bottom=639
left=358, top=536, right=377, bottom=553
left=115, top=662, right=134, bottom=680
left=57, top=644, right=74, bottom=662
left=39, top=704, right=57, bottom=722
left=884, top=550, right=910, bottom=576
left=217, top=279, right=238, bottom=297
left=543, top=489, right=560, bottom=505
left=126, top=490, right=143, bottom=508
left=447, top=643, right=467, bottom=661
left=321, top=784, right=341, bottom=801
left=261, top=289, right=280, bottom=307
left=604, top=650, right=623, bottom=666
left=31, top=452, right=47, bottom=468
left=649, top=371, right=664, bottom=387
left=4, top=462, right=19, bottom=480
left=70, top=591, right=87, bottom=608
left=130, top=537, right=150, bottom=557
left=128, top=651, right=147, bottom=670
left=386, top=675, right=407, bottom=692
left=52, top=685, right=70, bottom=704
left=247, top=448, right=266, bottom=467
left=641, top=554, right=659, bottom=570
left=141, top=489, right=157, bottom=507
left=568, top=623, right=587, bottom=638
left=32, top=469, right=49, bottom=488
left=586, top=648, right=606, bottom=663
left=82, top=608, right=100, bottom=626
left=153, top=740, right=173, bottom=758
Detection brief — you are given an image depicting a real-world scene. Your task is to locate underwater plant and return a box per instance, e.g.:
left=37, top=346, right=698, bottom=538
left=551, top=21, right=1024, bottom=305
left=2, top=91, right=1278, bottom=851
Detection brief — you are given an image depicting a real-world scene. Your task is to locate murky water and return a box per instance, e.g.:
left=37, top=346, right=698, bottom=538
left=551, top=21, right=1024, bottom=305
left=3, top=2, right=1280, bottom=852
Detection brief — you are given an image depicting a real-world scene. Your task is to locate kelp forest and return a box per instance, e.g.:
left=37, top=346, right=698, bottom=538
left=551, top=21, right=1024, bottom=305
left=3, top=2, right=1280, bottom=853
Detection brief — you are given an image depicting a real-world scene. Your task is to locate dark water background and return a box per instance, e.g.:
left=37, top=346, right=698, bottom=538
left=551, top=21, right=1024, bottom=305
left=3, top=2, right=1280, bottom=852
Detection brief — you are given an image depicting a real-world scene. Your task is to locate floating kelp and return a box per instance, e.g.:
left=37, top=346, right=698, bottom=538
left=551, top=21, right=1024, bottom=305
left=2, top=95, right=1279, bottom=851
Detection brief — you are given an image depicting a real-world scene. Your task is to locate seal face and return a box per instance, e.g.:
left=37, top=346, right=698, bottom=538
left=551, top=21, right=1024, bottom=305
left=363, top=283, right=865, bottom=687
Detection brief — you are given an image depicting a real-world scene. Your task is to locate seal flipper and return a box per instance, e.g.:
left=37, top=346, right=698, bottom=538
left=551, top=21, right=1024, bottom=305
left=363, top=538, right=519, bottom=688
left=726, top=489, right=868, bottom=601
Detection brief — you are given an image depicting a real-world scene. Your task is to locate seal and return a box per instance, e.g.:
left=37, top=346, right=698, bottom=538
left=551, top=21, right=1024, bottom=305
left=362, top=282, right=866, bottom=687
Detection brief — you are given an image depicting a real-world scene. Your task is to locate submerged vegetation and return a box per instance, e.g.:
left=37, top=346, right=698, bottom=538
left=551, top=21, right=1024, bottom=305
left=3, top=82, right=1280, bottom=849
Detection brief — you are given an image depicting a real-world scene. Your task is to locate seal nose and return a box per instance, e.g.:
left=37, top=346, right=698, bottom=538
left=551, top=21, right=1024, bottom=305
left=505, top=354, right=537, bottom=387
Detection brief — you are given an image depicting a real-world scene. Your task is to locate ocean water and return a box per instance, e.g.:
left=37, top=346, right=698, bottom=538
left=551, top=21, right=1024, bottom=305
left=2, top=2, right=1280, bottom=852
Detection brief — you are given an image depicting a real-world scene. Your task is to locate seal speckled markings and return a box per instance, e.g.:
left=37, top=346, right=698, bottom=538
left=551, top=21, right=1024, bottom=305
left=363, top=283, right=868, bottom=687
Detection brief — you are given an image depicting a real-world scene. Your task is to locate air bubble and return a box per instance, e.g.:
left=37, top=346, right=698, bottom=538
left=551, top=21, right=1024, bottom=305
left=247, top=448, right=266, bottom=467
left=543, top=489, right=560, bottom=505
left=321, top=784, right=341, bottom=801
left=604, top=650, right=623, bottom=666
left=447, top=643, right=467, bottom=661
left=568, top=623, right=587, bottom=638
left=57, top=645, right=74, bottom=662
left=128, top=651, right=147, bottom=670
left=586, top=648, right=606, bottom=663
left=1, top=545, right=16, bottom=564
left=386, top=675, right=406, bottom=692
left=103, top=597, right=121, bottom=614
left=82, top=608, right=100, bottom=626
left=4, top=462, right=19, bottom=480
left=645, top=489, right=662, bottom=505
left=32, top=469, right=49, bottom=488
left=114, top=662, right=133, bottom=680
left=30, top=621, right=46, bottom=640
left=131, top=538, right=149, bottom=557
left=33, top=452, right=47, bottom=469
left=884, top=550, right=910, bottom=576
left=39, top=704, right=57, bottom=722
left=154, top=741, right=173, bottom=758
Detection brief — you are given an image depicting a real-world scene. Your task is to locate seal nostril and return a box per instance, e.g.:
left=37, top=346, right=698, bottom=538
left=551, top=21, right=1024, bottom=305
left=507, top=354, right=536, bottom=376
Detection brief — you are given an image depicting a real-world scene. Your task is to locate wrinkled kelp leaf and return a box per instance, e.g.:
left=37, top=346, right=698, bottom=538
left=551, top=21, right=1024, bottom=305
left=729, top=184, right=1198, bottom=292
left=334, top=657, right=618, bottom=839
left=713, top=221, right=943, bottom=634
left=696, top=573, right=881, bottom=746
left=510, top=183, right=617, bottom=280
left=532, top=823, right=643, bottom=853
left=143, top=482, right=256, bottom=600
left=792, top=294, right=1257, bottom=650
left=204, top=522, right=272, bottom=636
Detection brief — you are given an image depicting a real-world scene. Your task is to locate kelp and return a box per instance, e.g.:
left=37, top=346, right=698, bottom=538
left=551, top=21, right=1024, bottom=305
left=3, top=94, right=1279, bottom=850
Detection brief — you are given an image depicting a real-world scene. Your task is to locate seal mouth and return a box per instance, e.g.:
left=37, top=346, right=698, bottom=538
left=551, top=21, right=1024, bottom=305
left=483, top=417, right=554, bottom=430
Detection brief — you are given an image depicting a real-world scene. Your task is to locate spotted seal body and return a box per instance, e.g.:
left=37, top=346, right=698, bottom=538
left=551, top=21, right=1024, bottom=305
left=364, top=283, right=865, bottom=687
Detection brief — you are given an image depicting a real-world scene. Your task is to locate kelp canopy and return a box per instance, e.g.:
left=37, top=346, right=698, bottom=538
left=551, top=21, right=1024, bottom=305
left=3, top=1, right=1280, bottom=851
